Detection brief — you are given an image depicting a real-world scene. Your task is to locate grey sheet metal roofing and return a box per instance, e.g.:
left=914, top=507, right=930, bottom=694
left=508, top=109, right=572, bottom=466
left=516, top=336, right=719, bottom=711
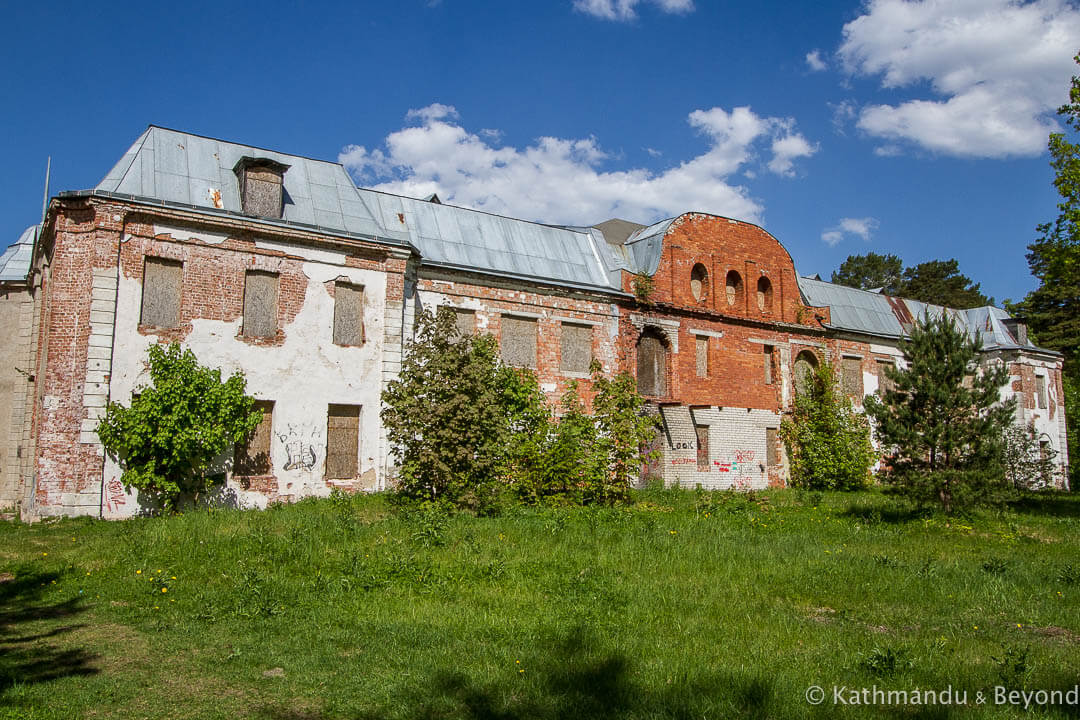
left=797, top=275, right=1051, bottom=353
left=0, top=225, right=36, bottom=282
left=91, top=126, right=625, bottom=293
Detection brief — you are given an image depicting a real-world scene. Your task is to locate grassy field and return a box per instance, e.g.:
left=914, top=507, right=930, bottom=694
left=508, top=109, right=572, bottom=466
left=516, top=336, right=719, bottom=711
left=1, top=487, right=1078, bottom=719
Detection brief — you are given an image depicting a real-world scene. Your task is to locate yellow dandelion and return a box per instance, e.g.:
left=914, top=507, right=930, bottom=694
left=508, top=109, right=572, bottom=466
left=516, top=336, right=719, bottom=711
left=42, top=552, right=47, bottom=556
left=136, top=570, right=142, bottom=575
left=974, top=625, right=979, bottom=630
left=161, top=587, right=168, bottom=593
left=171, top=576, right=177, bottom=580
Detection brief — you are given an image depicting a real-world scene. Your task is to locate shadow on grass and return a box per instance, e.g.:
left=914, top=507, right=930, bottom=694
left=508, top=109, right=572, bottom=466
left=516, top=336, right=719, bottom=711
left=840, top=499, right=931, bottom=525
left=1007, top=491, right=1080, bottom=519
left=0, top=569, right=98, bottom=694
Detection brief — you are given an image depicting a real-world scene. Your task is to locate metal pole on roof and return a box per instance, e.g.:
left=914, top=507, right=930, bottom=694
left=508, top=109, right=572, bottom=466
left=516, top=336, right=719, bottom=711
left=40, top=156, right=51, bottom=228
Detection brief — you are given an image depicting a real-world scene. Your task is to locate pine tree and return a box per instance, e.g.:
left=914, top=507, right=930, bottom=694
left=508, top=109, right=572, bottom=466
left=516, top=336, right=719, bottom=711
left=864, top=313, right=1016, bottom=512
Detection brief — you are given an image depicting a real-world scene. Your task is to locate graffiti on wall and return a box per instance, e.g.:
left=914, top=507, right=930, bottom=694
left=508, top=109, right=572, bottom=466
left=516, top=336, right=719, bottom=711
left=277, top=424, right=321, bottom=471
left=105, top=478, right=126, bottom=513
left=714, top=450, right=757, bottom=476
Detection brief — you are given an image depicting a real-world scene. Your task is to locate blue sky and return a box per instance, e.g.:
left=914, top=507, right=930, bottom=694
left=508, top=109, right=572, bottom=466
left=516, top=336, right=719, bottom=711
left=2, top=0, right=1078, bottom=304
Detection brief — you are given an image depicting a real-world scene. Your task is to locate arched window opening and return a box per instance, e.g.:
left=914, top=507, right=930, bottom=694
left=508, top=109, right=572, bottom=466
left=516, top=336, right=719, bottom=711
left=690, top=263, right=709, bottom=302
left=756, top=276, right=773, bottom=313
left=725, top=270, right=743, bottom=307
left=793, top=350, right=819, bottom=394
left=636, top=328, right=668, bottom=397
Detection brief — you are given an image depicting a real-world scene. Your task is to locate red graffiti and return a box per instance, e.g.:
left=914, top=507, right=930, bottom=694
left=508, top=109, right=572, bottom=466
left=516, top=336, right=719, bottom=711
left=670, top=458, right=695, bottom=465
left=734, top=450, right=756, bottom=463
left=105, top=479, right=126, bottom=513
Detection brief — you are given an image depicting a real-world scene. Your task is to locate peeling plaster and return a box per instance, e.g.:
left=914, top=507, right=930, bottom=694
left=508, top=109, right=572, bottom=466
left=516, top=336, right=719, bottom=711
left=102, top=255, right=387, bottom=517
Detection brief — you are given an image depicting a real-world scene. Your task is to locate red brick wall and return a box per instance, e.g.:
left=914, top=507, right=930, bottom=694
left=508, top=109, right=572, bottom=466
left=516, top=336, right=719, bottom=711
left=414, top=275, right=619, bottom=406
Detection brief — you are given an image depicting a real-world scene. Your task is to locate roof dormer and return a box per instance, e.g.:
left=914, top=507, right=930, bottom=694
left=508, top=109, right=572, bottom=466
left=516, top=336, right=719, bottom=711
left=233, top=157, right=290, bottom=219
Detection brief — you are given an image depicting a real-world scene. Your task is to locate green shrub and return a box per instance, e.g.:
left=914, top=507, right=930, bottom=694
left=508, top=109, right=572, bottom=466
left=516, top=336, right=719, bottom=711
left=779, top=360, right=875, bottom=490
left=96, top=343, right=262, bottom=512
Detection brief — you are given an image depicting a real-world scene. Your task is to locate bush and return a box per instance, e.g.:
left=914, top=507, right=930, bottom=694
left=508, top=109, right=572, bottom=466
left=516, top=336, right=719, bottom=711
left=381, top=307, right=510, bottom=509
left=383, top=307, right=660, bottom=509
left=779, top=360, right=875, bottom=490
left=96, top=343, right=263, bottom=512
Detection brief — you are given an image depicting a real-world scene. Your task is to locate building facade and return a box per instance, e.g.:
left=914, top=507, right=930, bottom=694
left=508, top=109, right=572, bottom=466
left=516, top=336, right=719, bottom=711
left=0, top=126, right=1068, bottom=518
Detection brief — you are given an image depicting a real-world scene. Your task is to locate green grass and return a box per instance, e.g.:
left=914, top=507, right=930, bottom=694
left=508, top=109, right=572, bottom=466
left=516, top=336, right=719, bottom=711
left=1, top=488, right=1079, bottom=719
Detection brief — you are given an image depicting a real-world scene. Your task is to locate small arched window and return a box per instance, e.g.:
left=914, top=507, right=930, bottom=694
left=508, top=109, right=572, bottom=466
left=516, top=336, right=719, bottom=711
left=725, top=271, right=743, bottom=307
left=756, top=276, right=773, bottom=313
left=793, top=350, right=819, bottom=394
left=690, top=263, right=709, bottom=302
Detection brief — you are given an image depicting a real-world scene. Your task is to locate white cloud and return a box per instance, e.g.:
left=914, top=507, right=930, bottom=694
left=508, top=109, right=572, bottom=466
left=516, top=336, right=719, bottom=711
left=645, top=147, right=662, bottom=157
left=806, top=50, right=827, bottom=72
left=769, top=132, right=818, bottom=177
left=821, top=230, right=845, bottom=247
left=572, top=0, right=693, bottom=21
left=829, top=99, right=857, bottom=134
left=821, top=216, right=879, bottom=246
left=340, top=103, right=816, bottom=226
left=838, top=0, right=1080, bottom=158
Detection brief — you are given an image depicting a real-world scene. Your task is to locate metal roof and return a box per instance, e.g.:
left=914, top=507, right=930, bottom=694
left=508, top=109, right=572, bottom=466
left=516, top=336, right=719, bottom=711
left=0, top=224, right=36, bottom=283
left=797, top=275, right=1050, bottom=353
left=356, top=188, right=622, bottom=290
left=91, top=127, right=623, bottom=293
left=622, top=217, right=677, bottom=276
left=96, top=127, right=405, bottom=242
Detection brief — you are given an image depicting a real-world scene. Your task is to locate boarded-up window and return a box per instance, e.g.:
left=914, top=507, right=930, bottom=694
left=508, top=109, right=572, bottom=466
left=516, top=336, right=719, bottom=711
left=560, top=323, right=592, bottom=373
left=453, top=309, right=476, bottom=339
left=756, top=277, right=773, bottom=313
left=842, top=357, right=863, bottom=398
left=766, top=427, right=778, bottom=467
left=1036, top=375, right=1048, bottom=409
left=325, top=404, right=360, bottom=479
left=876, top=359, right=896, bottom=394
left=764, top=345, right=774, bottom=385
left=725, top=271, right=742, bottom=306
left=235, top=400, right=274, bottom=476
left=637, top=329, right=667, bottom=396
left=501, top=316, right=537, bottom=368
left=695, top=336, right=708, bottom=377
left=243, top=271, right=279, bottom=338
left=333, top=282, right=364, bottom=346
left=696, top=425, right=709, bottom=471
left=793, top=351, right=817, bottom=394
left=140, top=257, right=182, bottom=328
left=1040, top=440, right=1050, bottom=460
left=690, top=263, right=709, bottom=302
left=235, top=159, right=288, bottom=219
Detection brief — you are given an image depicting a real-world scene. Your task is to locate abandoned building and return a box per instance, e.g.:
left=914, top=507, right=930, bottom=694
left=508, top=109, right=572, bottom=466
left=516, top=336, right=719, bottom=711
left=0, top=126, right=1069, bottom=518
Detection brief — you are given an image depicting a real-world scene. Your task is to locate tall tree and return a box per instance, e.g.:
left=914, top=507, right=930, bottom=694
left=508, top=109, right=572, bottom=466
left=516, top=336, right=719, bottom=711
left=1009, top=52, right=1080, bottom=483
left=898, top=259, right=992, bottom=309
left=864, top=314, right=1016, bottom=513
left=830, top=252, right=903, bottom=293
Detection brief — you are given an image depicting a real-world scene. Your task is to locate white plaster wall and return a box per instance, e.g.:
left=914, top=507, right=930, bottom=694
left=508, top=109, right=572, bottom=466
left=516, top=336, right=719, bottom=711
left=661, top=405, right=779, bottom=490
left=102, top=236, right=388, bottom=518
left=998, top=353, right=1069, bottom=487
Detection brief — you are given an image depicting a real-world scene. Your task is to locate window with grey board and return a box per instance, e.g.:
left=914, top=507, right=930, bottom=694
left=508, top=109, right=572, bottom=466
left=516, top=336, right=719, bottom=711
left=140, top=257, right=182, bottom=328
left=561, top=323, right=592, bottom=373
left=766, top=427, right=778, bottom=466
left=1036, top=375, right=1048, bottom=409
left=453, top=308, right=476, bottom=340
left=636, top=329, right=667, bottom=396
left=333, top=283, right=364, bottom=346
left=763, top=345, right=774, bottom=385
left=501, top=316, right=537, bottom=368
left=325, top=404, right=360, bottom=479
left=695, top=336, right=708, bottom=378
left=235, top=157, right=289, bottom=219
left=235, top=400, right=274, bottom=476
left=842, top=356, right=862, bottom=397
left=243, top=271, right=279, bottom=338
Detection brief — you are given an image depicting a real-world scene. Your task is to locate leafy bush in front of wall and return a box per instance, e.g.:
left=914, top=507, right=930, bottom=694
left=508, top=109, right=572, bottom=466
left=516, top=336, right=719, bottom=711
left=96, top=342, right=263, bottom=512
left=780, top=359, right=876, bottom=490
left=384, top=307, right=661, bottom=509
